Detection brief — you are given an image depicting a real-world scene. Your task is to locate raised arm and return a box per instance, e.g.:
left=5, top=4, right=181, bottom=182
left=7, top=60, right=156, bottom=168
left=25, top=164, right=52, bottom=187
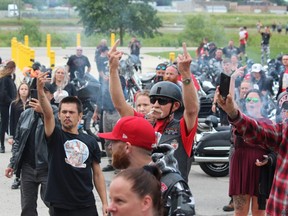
left=108, top=39, right=134, bottom=117
left=37, top=72, right=55, bottom=137
left=177, top=43, right=199, bottom=132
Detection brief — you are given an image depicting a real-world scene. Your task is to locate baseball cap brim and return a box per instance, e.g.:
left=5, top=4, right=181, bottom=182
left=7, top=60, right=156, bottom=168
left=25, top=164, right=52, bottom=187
left=98, top=132, right=119, bottom=141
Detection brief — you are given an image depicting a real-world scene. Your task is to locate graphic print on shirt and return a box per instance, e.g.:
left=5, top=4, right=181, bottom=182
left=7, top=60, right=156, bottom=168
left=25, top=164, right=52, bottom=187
left=64, top=139, right=89, bottom=168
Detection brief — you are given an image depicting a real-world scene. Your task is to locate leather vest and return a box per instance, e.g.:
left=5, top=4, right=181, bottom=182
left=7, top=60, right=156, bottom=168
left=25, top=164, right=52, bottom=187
left=158, top=119, right=192, bottom=182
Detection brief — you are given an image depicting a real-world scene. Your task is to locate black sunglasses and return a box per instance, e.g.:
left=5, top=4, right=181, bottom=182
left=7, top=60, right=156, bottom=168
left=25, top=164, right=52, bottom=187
left=156, top=65, right=167, bottom=70
left=150, top=97, right=172, bottom=105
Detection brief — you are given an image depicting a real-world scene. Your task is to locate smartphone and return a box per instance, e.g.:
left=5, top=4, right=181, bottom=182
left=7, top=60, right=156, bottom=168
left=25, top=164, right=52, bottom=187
left=46, top=68, right=52, bottom=78
left=30, top=89, right=38, bottom=100
left=219, top=73, right=231, bottom=99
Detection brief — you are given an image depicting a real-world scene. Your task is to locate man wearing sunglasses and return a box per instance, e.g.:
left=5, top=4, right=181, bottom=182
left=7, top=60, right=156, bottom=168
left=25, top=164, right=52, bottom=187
left=154, top=63, right=168, bottom=83
left=108, top=40, right=199, bottom=182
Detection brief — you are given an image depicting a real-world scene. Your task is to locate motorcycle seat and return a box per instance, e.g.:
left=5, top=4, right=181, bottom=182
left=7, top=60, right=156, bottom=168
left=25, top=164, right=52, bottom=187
left=215, top=126, right=231, bottom=131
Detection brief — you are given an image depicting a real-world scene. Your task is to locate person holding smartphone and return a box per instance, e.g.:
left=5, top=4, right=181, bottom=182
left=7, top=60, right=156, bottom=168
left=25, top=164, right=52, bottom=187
left=5, top=83, right=57, bottom=215
left=212, top=58, right=233, bottom=126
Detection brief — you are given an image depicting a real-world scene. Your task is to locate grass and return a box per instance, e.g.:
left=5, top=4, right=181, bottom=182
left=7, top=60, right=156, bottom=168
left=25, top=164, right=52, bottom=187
left=146, top=27, right=287, bottom=63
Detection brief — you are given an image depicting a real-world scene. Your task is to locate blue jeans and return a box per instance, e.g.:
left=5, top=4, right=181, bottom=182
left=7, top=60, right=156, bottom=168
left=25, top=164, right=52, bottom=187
left=20, top=163, right=53, bottom=216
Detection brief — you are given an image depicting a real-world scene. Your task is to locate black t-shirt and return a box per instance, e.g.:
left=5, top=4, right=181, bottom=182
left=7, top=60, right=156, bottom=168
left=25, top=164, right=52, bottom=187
left=45, top=126, right=101, bottom=209
left=67, top=55, right=91, bottom=80
left=261, top=32, right=271, bottom=45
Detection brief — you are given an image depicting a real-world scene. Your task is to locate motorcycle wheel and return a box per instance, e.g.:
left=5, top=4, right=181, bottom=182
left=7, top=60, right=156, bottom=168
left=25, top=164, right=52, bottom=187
left=199, top=162, right=229, bottom=177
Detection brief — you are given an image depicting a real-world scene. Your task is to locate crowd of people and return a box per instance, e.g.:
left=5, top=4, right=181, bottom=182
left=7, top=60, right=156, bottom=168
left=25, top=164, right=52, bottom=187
left=0, top=31, right=288, bottom=216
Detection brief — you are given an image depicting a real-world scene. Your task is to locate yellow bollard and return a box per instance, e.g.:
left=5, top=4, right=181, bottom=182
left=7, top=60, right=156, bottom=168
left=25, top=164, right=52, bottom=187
left=50, top=51, right=55, bottom=69
left=47, top=34, right=51, bottom=57
left=77, top=33, right=81, bottom=47
left=23, top=46, right=29, bottom=69
left=11, top=37, right=17, bottom=61
left=169, top=52, right=176, bottom=64
left=110, top=33, right=115, bottom=47
left=24, top=35, right=29, bottom=47
left=16, top=42, right=21, bottom=68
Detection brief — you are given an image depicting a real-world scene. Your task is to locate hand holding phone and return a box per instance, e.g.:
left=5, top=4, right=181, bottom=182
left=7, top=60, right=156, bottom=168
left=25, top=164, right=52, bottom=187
left=219, top=73, right=231, bottom=100
left=30, top=89, right=38, bottom=100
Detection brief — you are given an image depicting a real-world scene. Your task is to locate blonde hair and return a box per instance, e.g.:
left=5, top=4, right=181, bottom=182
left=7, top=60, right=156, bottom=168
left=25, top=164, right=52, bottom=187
left=51, top=66, right=69, bottom=89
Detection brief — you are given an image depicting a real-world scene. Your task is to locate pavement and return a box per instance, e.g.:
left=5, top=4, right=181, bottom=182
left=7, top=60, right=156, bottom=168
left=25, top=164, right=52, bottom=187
left=0, top=47, right=238, bottom=216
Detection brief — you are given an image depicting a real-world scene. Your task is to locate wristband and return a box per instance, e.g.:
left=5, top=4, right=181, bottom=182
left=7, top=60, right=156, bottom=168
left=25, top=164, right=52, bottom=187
left=181, top=77, right=191, bottom=85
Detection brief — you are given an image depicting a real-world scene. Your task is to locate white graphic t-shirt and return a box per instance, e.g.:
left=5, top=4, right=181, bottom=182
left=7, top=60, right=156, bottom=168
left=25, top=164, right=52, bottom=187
left=64, top=139, right=89, bottom=168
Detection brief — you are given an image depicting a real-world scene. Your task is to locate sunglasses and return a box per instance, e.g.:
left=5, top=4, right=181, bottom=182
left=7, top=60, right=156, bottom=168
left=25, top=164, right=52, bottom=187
left=246, top=97, right=260, bottom=103
left=150, top=97, right=172, bottom=105
left=156, top=65, right=167, bottom=70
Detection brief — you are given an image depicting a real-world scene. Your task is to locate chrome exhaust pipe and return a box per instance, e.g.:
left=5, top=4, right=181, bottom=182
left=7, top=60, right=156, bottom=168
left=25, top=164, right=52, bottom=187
left=194, top=156, right=229, bottom=163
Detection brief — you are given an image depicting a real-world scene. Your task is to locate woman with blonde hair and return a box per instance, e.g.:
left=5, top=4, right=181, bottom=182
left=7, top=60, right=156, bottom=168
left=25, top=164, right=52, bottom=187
left=0, top=61, right=17, bottom=153
left=51, top=66, right=77, bottom=105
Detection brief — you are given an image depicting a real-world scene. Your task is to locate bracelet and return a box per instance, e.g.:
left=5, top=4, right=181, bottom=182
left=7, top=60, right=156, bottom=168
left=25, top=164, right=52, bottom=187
left=181, top=77, right=191, bottom=85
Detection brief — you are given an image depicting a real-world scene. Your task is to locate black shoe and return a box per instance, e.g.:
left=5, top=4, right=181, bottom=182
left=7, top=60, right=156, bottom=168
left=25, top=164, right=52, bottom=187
left=11, top=178, right=20, bottom=189
left=223, top=199, right=234, bottom=212
left=0, top=147, right=5, bottom=153
left=102, top=165, right=115, bottom=172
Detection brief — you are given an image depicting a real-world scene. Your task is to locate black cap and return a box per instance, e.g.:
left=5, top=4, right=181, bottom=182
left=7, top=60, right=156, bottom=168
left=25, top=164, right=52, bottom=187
left=44, top=83, right=55, bottom=94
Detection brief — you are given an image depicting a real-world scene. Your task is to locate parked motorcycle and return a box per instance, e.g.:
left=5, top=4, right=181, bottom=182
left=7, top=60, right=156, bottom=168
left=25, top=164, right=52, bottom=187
left=119, top=54, right=143, bottom=105
left=193, top=115, right=231, bottom=177
left=71, top=72, right=101, bottom=140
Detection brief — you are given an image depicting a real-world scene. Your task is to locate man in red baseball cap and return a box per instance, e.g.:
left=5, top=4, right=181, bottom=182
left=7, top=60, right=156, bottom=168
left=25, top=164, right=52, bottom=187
left=98, top=116, right=156, bottom=169
left=98, top=116, right=196, bottom=215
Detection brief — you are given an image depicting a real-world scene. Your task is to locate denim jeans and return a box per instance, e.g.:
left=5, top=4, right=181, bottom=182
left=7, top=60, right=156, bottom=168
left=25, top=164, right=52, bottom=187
left=20, top=163, right=53, bottom=216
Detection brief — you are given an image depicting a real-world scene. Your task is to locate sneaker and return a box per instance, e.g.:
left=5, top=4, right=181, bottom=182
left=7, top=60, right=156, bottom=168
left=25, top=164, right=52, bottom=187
left=0, top=147, right=5, bottom=153
left=11, top=178, right=20, bottom=189
left=223, top=199, right=234, bottom=212
left=102, top=165, right=115, bottom=172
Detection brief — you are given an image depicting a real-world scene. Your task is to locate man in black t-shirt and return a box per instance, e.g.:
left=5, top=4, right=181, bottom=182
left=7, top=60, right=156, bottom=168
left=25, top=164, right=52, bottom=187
left=222, top=40, right=241, bottom=59
left=37, top=73, right=108, bottom=216
left=259, top=26, right=271, bottom=65
left=67, top=46, right=91, bottom=80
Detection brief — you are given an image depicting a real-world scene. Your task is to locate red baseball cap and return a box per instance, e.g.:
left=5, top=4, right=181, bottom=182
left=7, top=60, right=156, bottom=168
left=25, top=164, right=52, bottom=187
left=98, top=116, right=156, bottom=151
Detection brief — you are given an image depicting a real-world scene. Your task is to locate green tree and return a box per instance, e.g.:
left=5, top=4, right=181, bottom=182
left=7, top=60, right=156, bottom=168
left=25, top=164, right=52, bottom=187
left=18, top=20, right=42, bottom=46
left=73, top=0, right=162, bottom=45
left=181, top=15, right=225, bottom=46
left=156, top=0, right=172, bottom=6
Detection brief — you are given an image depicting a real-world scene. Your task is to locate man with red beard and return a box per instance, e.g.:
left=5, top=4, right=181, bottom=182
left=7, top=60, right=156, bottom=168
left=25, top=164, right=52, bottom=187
left=164, top=65, right=181, bottom=85
left=98, top=116, right=196, bottom=215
